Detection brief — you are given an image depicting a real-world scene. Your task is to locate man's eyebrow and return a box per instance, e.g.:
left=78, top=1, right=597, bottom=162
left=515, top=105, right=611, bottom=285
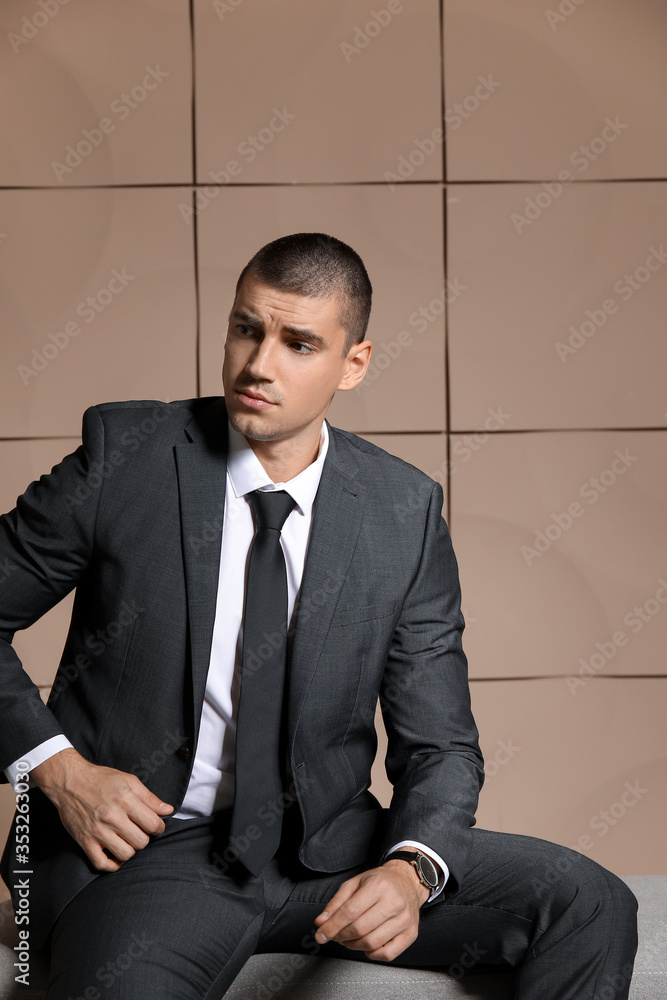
left=231, top=310, right=327, bottom=348
left=282, top=326, right=326, bottom=347
left=231, top=309, right=262, bottom=326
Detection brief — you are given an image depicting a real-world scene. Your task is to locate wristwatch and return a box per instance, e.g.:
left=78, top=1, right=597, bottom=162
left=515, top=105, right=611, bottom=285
left=384, top=850, right=440, bottom=893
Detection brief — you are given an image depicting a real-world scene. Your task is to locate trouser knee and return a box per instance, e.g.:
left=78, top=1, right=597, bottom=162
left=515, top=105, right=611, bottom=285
left=604, top=872, right=638, bottom=920
left=574, top=862, right=638, bottom=924
left=530, top=848, right=629, bottom=925
left=529, top=846, right=593, bottom=903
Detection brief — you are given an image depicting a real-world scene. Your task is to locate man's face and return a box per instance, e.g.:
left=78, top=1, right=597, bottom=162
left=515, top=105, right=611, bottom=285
left=222, top=274, right=369, bottom=442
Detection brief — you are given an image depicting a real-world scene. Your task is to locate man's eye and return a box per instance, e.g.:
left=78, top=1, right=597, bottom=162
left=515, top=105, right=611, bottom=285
left=292, top=342, right=313, bottom=354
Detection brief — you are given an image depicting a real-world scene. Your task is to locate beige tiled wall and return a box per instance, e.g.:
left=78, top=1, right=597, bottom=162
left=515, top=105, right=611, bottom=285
left=0, top=188, right=197, bottom=437
left=447, top=182, right=667, bottom=430
left=444, top=0, right=667, bottom=181
left=0, top=0, right=192, bottom=186
left=194, top=0, right=443, bottom=185
left=451, top=431, right=667, bottom=679
left=1, top=0, right=665, bottom=879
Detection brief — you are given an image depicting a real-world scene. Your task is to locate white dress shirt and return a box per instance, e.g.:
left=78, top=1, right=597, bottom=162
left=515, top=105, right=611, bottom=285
left=175, top=416, right=331, bottom=817
left=5, top=416, right=448, bottom=899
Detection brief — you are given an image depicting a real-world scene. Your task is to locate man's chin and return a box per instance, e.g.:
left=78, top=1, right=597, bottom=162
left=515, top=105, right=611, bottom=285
left=226, top=406, right=284, bottom=442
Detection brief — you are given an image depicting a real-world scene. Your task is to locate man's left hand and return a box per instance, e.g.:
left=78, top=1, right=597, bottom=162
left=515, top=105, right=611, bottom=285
left=313, top=859, right=430, bottom=962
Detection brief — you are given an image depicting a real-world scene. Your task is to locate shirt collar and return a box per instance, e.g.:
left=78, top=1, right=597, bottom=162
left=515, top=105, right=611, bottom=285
left=226, top=417, right=329, bottom=517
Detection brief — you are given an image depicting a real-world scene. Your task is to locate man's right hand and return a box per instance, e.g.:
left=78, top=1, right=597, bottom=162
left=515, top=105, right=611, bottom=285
left=31, top=748, right=174, bottom=872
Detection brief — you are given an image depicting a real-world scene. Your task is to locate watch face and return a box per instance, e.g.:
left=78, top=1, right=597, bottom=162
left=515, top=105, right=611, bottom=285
left=417, top=854, right=439, bottom=888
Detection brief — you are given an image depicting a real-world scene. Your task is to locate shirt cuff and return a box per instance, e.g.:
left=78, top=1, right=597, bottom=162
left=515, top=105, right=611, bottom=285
left=4, top=735, right=74, bottom=791
left=383, top=840, right=450, bottom=903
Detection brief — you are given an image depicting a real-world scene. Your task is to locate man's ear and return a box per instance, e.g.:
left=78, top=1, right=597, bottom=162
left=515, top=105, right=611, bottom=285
left=337, top=341, right=372, bottom=392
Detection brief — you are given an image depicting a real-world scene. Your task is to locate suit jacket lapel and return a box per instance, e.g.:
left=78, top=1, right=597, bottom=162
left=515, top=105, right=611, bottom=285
left=174, top=398, right=229, bottom=736
left=288, top=424, right=367, bottom=742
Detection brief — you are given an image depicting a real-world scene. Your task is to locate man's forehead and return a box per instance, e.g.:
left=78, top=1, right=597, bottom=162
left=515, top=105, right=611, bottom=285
left=233, top=280, right=343, bottom=330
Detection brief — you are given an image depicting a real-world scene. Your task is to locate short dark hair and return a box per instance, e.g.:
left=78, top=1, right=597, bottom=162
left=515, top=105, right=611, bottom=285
left=234, top=233, right=372, bottom=354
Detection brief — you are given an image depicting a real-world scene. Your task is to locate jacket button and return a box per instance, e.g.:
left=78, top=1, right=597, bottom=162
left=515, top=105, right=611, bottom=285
left=176, top=745, right=192, bottom=762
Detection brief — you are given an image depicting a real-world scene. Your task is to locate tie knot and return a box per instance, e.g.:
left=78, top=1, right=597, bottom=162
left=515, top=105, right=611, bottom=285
left=247, top=489, right=296, bottom=531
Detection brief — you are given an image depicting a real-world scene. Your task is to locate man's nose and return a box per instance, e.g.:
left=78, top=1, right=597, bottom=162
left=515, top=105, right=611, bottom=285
left=244, top=337, right=278, bottom=380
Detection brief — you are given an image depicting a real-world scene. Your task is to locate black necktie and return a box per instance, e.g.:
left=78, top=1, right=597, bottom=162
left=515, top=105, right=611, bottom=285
left=230, top=488, right=297, bottom=876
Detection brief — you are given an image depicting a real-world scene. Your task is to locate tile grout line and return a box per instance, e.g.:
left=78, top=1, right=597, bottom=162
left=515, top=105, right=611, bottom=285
left=189, top=0, right=201, bottom=399
left=4, top=428, right=667, bottom=445
left=439, top=0, right=446, bottom=186
left=468, top=675, right=667, bottom=682
left=359, top=428, right=667, bottom=436
left=1, top=178, right=666, bottom=192
left=443, top=187, right=453, bottom=529
left=189, top=0, right=197, bottom=188
left=440, top=0, right=451, bottom=527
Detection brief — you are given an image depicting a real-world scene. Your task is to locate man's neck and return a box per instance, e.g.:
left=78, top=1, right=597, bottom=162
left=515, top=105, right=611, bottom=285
left=245, top=425, right=324, bottom=483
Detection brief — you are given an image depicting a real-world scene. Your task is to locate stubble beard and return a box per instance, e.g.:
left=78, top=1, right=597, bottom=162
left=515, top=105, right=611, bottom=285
left=227, top=408, right=286, bottom=443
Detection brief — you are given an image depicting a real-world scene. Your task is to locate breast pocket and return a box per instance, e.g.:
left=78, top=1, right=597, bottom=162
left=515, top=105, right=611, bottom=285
left=329, top=599, right=398, bottom=628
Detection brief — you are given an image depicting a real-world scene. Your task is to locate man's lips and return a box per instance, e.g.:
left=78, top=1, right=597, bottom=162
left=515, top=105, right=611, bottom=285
left=235, top=388, right=276, bottom=410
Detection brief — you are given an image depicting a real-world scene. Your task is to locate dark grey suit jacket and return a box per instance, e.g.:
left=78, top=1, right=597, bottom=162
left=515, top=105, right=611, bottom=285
left=0, top=397, right=483, bottom=947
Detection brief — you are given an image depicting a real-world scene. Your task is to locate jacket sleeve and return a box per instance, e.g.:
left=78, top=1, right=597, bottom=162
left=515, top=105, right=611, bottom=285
left=376, top=480, right=484, bottom=894
left=0, top=406, right=104, bottom=775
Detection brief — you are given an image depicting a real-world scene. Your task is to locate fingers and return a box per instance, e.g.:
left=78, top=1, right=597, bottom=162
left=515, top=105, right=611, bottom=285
left=125, top=796, right=169, bottom=838
left=314, top=875, right=360, bottom=925
left=329, top=901, right=401, bottom=946
left=95, top=772, right=172, bottom=840
left=136, top=782, right=174, bottom=816
left=320, top=899, right=416, bottom=961
left=62, top=766, right=175, bottom=870
left=74, top=806, right=148, bottom=868
left=316, top=877, right=386, bottom=944
left=92, top=784, right=171, bottom=861
left=364, top=929, right=417, bottom=963
left=102, top=814, right=150, bottom=855
left=114, top=774, right=171, bottom=836
left=81, top=836, right=122, bottom=873
left=89, top=796, right=154, bottom=848
left=314, top=868, right=420, bottom=962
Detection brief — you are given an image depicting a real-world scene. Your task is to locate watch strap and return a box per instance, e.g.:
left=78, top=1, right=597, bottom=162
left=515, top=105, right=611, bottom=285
left=384, top=849, right=439, bottom=890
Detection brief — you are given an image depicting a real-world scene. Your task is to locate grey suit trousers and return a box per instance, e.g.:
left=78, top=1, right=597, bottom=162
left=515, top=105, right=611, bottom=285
left=46, top=812, right=638, bottom=1000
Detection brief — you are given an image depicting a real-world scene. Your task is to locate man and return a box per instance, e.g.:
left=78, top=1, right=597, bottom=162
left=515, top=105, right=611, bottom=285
left=1, top=233, right=637, bottom=999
